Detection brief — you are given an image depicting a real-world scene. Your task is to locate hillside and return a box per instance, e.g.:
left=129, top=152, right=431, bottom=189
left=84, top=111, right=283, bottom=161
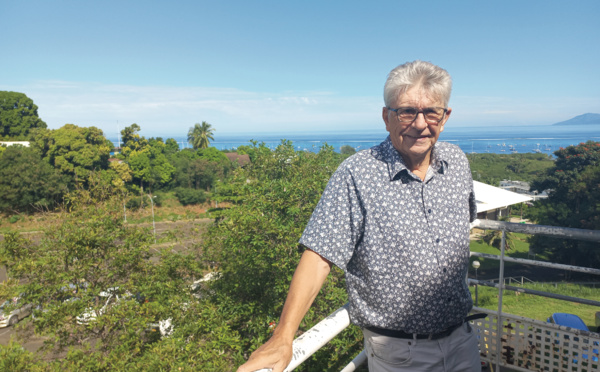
left=552, top=113, right=600, bottom=126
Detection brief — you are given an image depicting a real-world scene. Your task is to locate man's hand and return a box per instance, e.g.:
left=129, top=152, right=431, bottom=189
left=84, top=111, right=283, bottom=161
left=236, top=334, right=293, bottom=372
left=236, top=249, right=332, bottom=372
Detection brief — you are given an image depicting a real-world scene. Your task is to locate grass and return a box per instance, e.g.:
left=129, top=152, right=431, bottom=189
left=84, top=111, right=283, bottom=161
left=469, top=232, right=542, bottom=271
left=470, top=234, right=599, bottom=331
left=0, top=192, right=216, bottom=235
left=471, top=284, right=600, bottom=330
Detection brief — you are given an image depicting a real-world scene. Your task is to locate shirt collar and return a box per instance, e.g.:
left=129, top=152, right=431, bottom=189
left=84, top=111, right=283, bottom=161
left=372, top=136, right=448, bottom=181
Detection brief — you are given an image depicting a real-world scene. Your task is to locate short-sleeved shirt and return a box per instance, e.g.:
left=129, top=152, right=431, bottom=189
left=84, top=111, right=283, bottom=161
left=299, top=137, right=477, bottom=334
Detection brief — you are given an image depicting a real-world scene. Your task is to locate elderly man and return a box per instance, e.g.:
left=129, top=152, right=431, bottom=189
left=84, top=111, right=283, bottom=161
left=238, top=61, right=480, bottom=372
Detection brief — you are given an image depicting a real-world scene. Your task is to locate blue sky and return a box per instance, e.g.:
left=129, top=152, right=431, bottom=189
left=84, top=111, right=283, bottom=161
left=2, top=0, right=599, bottom=137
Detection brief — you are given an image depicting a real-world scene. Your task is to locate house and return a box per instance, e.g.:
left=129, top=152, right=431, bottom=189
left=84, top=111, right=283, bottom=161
left=225, top=153, right=250, bottom=167
left=499, top=179, right=548, bottom=201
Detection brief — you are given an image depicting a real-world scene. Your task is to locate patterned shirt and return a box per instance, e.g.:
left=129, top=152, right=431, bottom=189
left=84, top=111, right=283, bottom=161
left=300, top=137, right=477, bottom=334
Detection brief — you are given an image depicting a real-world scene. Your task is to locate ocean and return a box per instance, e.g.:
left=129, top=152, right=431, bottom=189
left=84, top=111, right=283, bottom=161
left=110, top=124, right=600, bottom=156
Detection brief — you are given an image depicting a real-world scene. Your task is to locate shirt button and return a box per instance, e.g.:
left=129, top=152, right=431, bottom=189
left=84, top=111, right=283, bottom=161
left=436, top=238, right=440, bottom=243
left=428, top=209, right=432, bottom=213
left=443, top=268, right=447, bottom=273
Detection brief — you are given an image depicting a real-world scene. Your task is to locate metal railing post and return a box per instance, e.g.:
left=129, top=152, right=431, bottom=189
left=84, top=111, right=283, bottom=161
left=494, top=229, right=507, bottom=370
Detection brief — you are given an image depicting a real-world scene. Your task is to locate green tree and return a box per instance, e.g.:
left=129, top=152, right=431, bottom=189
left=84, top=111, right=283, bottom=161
left=187, top=121, right=215, bottom=150
left=0, top=145, right=70, bottom=213
left=31, top=124, right=113, bottom=184
left=203, top=140, right=363, bottom=370
left=119, top=123, right=147, bottom=155
left=127, top=140, right=175, bottom=193
left=168, top=147, right=233, bottom=192
left=236, top=141, right=273, bottom=163
left=340, top=145, right=356, bottom=156
left=527, top=141, right=600, bottom=268
left=0, top=91, right=47, bottom=139
left=467, top=152, right=554, bottom=185
left=0, top=196, right=205, bottom=369
left=478, top=217, right=517, bottom=251
left=197, top=146, right=227, bottom=162
left=164, top=137, right=180, bottom=156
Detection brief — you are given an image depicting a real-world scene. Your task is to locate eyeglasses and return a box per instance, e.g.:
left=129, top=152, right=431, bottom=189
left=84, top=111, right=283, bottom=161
left=387, top=107, right=448, bottom=125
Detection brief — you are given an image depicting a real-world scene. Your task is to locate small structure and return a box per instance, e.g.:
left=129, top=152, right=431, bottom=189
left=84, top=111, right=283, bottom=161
left=0, top=141, right=30, bottom=147
left=225, top=153, right=250, bottom=167
left=474, top=180, right=532, bottom=220
left=499, top=179, right=548, bottom=201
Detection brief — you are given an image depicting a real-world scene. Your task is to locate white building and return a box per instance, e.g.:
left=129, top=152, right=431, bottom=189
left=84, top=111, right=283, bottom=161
left=0, top=141, right=30, bottom=147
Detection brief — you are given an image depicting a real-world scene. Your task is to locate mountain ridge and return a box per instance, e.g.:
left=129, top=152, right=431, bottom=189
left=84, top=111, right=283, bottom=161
left=552, top=113, right=600, bottom=126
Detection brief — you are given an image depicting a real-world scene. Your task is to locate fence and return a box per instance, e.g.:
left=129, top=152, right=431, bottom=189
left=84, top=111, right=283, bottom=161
left=256, top=219, right=600, bottom=372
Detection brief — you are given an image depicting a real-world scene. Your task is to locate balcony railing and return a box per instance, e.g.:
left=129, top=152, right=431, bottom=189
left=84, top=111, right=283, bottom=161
left=256, top=220, right=600, bottom=372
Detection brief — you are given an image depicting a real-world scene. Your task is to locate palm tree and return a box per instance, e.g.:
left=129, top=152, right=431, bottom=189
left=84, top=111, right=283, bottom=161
left=478, top=217, right=517, bottom=251
left=188, top=121, right=215, bottom=150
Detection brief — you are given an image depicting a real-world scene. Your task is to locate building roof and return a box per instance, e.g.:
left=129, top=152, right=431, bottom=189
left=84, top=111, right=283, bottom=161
left=225, top=153, right=251, bottom=166
left=0, top=141, right=30, bottom=147
left=473, top=180, right=533, bottom=213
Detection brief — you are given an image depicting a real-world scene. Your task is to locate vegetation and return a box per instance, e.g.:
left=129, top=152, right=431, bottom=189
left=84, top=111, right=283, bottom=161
left=340, top=144, right=356, bottom=155
left=0, top=194, right=206, bottom=370
left=471, top=284, right=600, bottom=330
left=0, top=91, right=47, bottom=139
left=174, top=187, right=207, bottom=205
left=31, top=124, right=113, bottom=185
left=0, top=145, right=70, bottom=213
left=1, top=91, right=599, bottom=370
left=467, top=152, right=554, bottom=185
left=527, top=141, right=600, bottom=269
left=0, top=140, right=362, bottom=370
left=203, top=140, right=363, bottom=370
left=188, top=121, right=215, bottom=150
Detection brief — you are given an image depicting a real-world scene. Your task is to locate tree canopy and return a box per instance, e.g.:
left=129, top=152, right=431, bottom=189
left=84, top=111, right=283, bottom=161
left=31, top=124, right=113, bottom=184
left=203, top=140, right=364, bottom=370
left=467, top=152, right=554, bottom=185
left=187, top=121, right=215, bottom=150
left=0, top=145, right=70, bottom=213
left=527, top=141, right=600, bottom=268
left=0, top=196, right=206, bottom=370
left=0, top=91, right=47, bottom=140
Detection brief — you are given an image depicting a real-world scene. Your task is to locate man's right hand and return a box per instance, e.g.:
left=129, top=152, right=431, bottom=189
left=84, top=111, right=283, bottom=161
left=237, top=250, right=332, bottom=372
left=236, top=335, right=293, bottom=372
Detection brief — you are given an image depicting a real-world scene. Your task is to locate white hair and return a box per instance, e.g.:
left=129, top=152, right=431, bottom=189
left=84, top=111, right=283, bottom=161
left=383, top=60, right=452, bottom=107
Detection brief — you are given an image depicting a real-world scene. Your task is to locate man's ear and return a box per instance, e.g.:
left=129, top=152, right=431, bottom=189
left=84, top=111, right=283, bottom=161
left=439, top=107, right=452, bottom=133
left=382, top=107, right=392, bottom=132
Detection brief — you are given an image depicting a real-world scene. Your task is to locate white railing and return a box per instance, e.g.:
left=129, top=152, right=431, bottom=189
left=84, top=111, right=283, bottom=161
left=255, top=220, right=600, bottom=371
left=255, top=304, right=361, bottom=372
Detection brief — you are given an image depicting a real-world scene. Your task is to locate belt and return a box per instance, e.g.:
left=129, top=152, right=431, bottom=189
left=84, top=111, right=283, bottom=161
left=366, top=313, right=487, bottom=340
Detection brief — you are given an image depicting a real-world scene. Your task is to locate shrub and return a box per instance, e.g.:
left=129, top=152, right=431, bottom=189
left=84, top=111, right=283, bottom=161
left=126, top=197, right=142, bottom=210
left=340, top=145, right=356, bottom=155
left=174, top=188, right=207, bottom=206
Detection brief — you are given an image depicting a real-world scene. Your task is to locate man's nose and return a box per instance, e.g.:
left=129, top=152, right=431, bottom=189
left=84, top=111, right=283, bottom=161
left=411, top=112, right=428, bottom=130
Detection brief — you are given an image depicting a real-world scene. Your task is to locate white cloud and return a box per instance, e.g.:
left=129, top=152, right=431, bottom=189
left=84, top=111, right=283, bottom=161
left=3, top=81, right=382, bottom=137
left=450, top=95, right=600, bottom=126
left=3, top=81, right=599, bottom=136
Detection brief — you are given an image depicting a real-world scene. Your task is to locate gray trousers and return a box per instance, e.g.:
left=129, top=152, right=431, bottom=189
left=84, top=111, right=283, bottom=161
left=363, top=322, right=481, bottom=372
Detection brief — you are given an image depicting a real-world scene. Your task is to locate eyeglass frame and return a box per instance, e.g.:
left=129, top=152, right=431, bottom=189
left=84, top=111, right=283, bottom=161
left=386, top=106, right=448, bottom=125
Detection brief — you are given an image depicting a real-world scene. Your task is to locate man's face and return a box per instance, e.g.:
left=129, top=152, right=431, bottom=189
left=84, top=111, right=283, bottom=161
left=382, top=86, right=451, bottom=166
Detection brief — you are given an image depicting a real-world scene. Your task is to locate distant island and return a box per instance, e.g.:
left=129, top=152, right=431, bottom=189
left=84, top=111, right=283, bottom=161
left=552, top=113, right=600, bottom=126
